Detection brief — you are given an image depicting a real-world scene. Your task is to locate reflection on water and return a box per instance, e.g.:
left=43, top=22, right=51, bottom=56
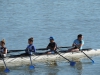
left=45, top=61, right=58, bottom=75
left=0, top=0, right=100, bottom=74
left=0, top=66, right=5, bottom=72
left=0, top=66, right=7, bottom=75
left=0, top=57, right=100, bottom=75
left=75, top=61, right=82, bottom=75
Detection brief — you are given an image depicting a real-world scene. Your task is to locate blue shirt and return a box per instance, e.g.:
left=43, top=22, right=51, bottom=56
left=73, top=39, right=84, bottom=49
left=25, top=44, right=36, bottom=54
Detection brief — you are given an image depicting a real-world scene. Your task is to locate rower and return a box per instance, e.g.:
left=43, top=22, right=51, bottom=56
left=0, top=39, right=7, bottom=58
left=68, top=34, right=84, bottom=52
left=46, top=37, right=57, bottom=54
left=25, top=37, right=36, bottom=55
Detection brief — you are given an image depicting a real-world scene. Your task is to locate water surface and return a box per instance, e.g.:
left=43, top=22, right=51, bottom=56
left=0, top=0, right=100, bottom=75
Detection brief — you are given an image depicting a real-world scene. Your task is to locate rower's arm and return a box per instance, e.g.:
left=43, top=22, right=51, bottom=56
left=3, top=48, right=7, bottom=54
left=47, top=43, right=51, bottom=49
left=72, top=40, right=76, bottom=47
left=47, top=45, right=49, bottom=49
left=72, top=43, right=82, bottom=49
left=32, top=46, right=36, bottom=52
left=54, top=46, right=57, bottom=50
left=72, top=43, right=75, bottom=47
left=54, top=43, right=57, bottom=50
left=47, top=46, right=52, bottom=50
left=47, top=45, right=56, bottom=50
left=74, top=40, right=84, bottom=49
left=78, top=41, right=84, bottom=48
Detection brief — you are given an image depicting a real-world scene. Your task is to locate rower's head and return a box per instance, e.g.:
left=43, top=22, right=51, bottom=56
left=28, top=37, right=33, bottom=44
left=49, top=37, right=54, bottom=42
left=77, top=34, right=83, bottom=41
left=0, top=39, right=5, bottom=47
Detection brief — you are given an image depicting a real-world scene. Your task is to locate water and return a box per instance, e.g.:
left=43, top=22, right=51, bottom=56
left=0, top=0, right=100, bottom=75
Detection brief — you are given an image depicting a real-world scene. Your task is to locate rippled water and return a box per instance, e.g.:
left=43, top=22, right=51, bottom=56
left=0, top=56, right=100, bottom=75
left=0, top=0, right=100, bottom=75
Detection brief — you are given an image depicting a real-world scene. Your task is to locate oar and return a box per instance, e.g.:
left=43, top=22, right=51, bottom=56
left=81, top=50, right=94, bottom=63
left=8, top=47, right=92, bottom=53
left=28, top=50, right=35, bottom=70
left=74, top=42, right=94, bottom=63
left=55, top=51, right=76, bottom=66
left=58, top=46, right=72, bottom=48
left=8, top=48, right=47, bottom=53
left=8, top=46, right=72, bottom=53
left=0, top=53, right=10, bottom=73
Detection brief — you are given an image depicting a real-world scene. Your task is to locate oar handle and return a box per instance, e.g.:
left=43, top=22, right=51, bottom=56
left=36, top=48, right=47, bottom=50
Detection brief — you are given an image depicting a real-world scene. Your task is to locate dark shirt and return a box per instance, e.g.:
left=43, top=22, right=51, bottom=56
left=47, top=42, right=57, bottom=50
left=0, top=47, right=7, bottom=54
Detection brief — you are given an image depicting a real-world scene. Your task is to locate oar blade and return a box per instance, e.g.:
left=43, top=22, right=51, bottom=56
left=29, top=65, right=35, bottom=70
left=70, top=61, right=76, bottom=66
left=4, top=68, right=10, bottom=73
left=92, top=60, right=94, bottom=64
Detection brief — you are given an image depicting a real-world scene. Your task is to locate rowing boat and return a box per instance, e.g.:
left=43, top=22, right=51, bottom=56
left=0, top=49, right=100, bottom=66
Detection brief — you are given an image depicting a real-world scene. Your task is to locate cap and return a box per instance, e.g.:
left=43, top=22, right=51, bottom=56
left=49, top=37, right=54, bottom=40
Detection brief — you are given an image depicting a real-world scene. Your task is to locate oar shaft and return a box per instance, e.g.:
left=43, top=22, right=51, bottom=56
left=2, top=58, right=7, bottom=68
left=0, top=53, right=10, bottom=73
left=8, top=46, right=72, bottom=52
left=58, top=46, right=72, bottom=48
left=56, top=51, right=70, bottom=62
left=82, top=51, right=93, bottom=61
left=0, top=53, right=7, bottom=68
left=29, top=55, right=32, bottom=65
